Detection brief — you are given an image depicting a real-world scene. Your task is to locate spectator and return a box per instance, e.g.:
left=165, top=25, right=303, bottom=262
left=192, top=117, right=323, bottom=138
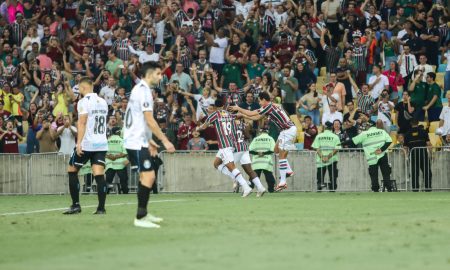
left=177, top=108, right=196, bottom=150
left=420, top=17, right=440, bottom=66
left=408, top=70, right=428, bottom=121
left=36, top=117, right=57, bottom=153
left=56, top=116, right=77, bottom=155
left=439, top=91, right=450, bottom=137
left=321, top=83, right=339, bottom=115
left=442, top=41, right=450, bottom=92
left=302, top=115, right=318, bottom=150
left=322, top=102, right=343, bottom=126
left=170, top=63, right=193, bottom=92
left=293, top=62, right=316, bottom=99
left=414, top=54, right=434, bottom=83
left=368, top=65, right=389, bottom=100
left=374, top=89, right=395, bottom=133
left=397, top=44, right=417, bottom=89
left=0, top=119, right=22, bottom=153
left=329, top=72, right=346, bottom=111
left=239, top=92, right=260, bottom=111
left=187, top=130, right=209, bottom=151
left=395, top=91, right=415, bottom=134
left=382, top=61, right=405, bottom=103
left=99, top=77, right=117, bottom=107
left=423, top=72, right=443, bottom=122
left=297, top=83, right=321, bottom=126
left=10, top=85, right=24, bottom=135
left=25, top=103, right=40, bottom=154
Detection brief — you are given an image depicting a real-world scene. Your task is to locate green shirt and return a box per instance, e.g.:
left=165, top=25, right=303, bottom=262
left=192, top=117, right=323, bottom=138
left=397, top=0, right=417, bottom=17
left=105, top=58, right=124, bottom=78
left=279, top=76, right=298, bottom=104
left=249, top=133, right=276, bottom=171
left=311, top=130, right=341, bottom=168
left=426, top=83, right=442, bottom=108
left=222, top=63, right=243, bottom=89
left=246, top=63, right=264, bottom=80
left=352, top=127, right=392, bottom=165
left=410, top=82, right=427, bottom=108
left=106, top=135, right=128, bottom=170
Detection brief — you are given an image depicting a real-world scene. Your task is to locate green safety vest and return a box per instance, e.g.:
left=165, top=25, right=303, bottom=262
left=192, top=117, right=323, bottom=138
left=249, top=133, right=276, bottom=172
left=311, top=130, right=342, bottom=168
left=352, top=127, right=392, bottom=165
left=106, top=135, right=128, bottom=170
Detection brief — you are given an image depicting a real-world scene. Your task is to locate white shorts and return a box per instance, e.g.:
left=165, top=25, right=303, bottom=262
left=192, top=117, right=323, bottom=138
left=233, top=151, right=251, bottom=165
left=278, top=125, right=297, bottom=151
left=215, top=147, right=235, bottom=165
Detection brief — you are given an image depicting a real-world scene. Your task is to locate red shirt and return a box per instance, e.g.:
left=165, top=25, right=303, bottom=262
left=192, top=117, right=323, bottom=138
left=303, top=124, right=318, bottom=150
left=272, top=43, right=295, bottom=66
left=177, top=121, right=196, bottom=150
left=382, top=70, right=405, bottom=93
left=2, top=131, right=19, bottom=153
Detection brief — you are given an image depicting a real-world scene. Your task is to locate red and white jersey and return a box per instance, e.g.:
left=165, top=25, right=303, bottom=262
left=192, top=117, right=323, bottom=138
left=257, top=102, right=294, bottom=131
left=231, top=117, right=249, bottom=152
left=204, top=110, right=236, bottom=149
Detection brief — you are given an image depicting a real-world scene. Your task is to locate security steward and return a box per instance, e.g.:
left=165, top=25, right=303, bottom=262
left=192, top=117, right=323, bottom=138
left=312, top=121, right=341, bottom=191
left=404, top=118, right=432, bottom=191
left=249, top=127, right=276, bottom=192
left=352, top=121, right=393, bottom=192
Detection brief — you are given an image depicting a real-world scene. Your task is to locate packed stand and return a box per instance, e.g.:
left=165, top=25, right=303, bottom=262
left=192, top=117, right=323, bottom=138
left=0, top=0, right=449, bottom=158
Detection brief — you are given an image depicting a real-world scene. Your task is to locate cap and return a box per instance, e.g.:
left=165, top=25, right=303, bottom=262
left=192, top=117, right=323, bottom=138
left=15, top=12, right=24, bottom=18
left=111, top=127, right=122, bottom=136
left=352, top=30, right=362, bottom=38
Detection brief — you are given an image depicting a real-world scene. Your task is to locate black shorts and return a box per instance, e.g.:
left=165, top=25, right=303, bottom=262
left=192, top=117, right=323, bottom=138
left=126, top=148, right=155, bottom=173
left=69, top=148, right=107, bottom=168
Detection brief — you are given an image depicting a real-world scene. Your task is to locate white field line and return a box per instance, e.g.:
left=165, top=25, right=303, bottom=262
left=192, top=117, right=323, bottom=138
left=0, top=199, right=186, bottom=216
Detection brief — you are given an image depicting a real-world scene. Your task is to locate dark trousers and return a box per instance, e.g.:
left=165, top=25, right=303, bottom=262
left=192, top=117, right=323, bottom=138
left=211, top=63, right=224, bottom=78
left=410, top=149, right=432, bottom=191
left=255, top=169, right=275, bottom=193
left=317, top=162, right=338, bottom=191
left=282, top=103, right=296, bottom=116
left=26, top=128, right=39, bottom=154
left=368, top=154, right=391, bottom=192
left=106, top=168, right=129, bottom=194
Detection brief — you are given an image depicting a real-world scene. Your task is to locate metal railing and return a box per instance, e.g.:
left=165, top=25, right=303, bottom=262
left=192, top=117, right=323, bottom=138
left=0, top=148, right=449, bottom=194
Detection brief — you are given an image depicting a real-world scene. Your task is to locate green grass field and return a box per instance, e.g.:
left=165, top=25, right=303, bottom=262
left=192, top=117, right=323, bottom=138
left=1, top=192, right=450, bottom=270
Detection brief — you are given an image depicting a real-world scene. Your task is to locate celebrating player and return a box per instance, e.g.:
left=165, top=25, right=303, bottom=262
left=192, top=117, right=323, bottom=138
left=229, top=92, right=297, bottom=192
left=124, top=61, right=175, bottom=229
left=216, top=117, right=266, bottom=197
left=197, top=99, right=253, bottom=197
left=64, top=77, right=109, bottom=215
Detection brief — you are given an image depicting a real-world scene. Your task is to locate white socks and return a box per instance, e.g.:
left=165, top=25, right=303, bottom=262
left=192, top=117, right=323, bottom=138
left=217, top=164, right=234, bottom=180
left=251, top=177, right=265, bottom=191
left=232, top=169, right=251, bottom=190
left=279, top=159, right=288, bottom=185
left=286, top=160, right=293, bottom=174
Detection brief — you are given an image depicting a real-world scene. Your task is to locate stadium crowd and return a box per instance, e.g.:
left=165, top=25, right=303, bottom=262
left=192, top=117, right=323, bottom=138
left=0, top=0, right=450, bottom=160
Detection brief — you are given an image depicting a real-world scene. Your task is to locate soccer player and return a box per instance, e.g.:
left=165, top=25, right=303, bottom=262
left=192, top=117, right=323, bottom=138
left=230, top=91, right=297, bottom=192
left=216, top=117, right=266, bottom=197
left=197, top=99, right=253, bottom=197
left=64, top=77, right=109, bottom=215
left=124, top=61, right=175, bottom=229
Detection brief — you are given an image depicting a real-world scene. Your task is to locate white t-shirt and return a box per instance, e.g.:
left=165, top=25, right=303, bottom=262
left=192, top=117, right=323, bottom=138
left=234, top=0, right=254, bottom=19
left=77, top=93, right=108, bottom=152
left=377, top=101, right=394, bottom=124
left=128, top=45, right=160, bottom=63
left=413, top=64, right=434, bottom=82
left=445, top=52, right=450, bottom=71
left=155, top=21, right=165, bottom=45
left=274, top=11, right=288, bottom=27
left=321, top=93, right=340, bottom=114
left=439, top=106, right=450, bottom=135
left=58, top=125, right=77, bottom=155
left=209, top=37, right=228, bottom=64
left=123, top=80, right=154, bottom=150
left=99, top=29, right=113, bottom=46
left=194, top=94, right=215, bottom=120
left=99, top=86, right=116, bottom=106
left=368, top=74, right=389, bottom=99
left=322, top=111, right=343, bottom=126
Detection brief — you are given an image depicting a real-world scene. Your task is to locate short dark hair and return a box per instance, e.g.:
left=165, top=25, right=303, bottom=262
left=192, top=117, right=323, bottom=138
left=304, top=115, right=312, bottom=121
left=258, top=91, right=271, bottom=102
left=214, top=99, right=224, bottom=108
left=140, top=61, right=161, bottom=77
left=427, top=72, right=436, bottom=81
left=410, top=118, right=419, bottom=126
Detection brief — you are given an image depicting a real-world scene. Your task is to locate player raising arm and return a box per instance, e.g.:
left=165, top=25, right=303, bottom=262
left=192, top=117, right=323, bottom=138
left=197, top=99, right=253, bottom=197
left=229, top=92, right=297, bottom=192
left=64, top=77, right=109, bottom=215
left=124, top=61, right=175, bottom=229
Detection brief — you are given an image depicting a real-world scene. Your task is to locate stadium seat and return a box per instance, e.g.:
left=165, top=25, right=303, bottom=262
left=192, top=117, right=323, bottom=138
left=431, top=65, right=436, bottom=72
left=297, top=132, right=305, bottom=143
left=391, top=111, right=397, bottom=125
left=295, top=143, right=304, bottom=150
left=290, top=115, right=303, bottom=132
left=320, top=67, right=327, bottom=77
left=429, top=133, right=442, bottom=147
left=429, top=121, right=440, bottom=134
left=436, top=73, right=444, bottom=88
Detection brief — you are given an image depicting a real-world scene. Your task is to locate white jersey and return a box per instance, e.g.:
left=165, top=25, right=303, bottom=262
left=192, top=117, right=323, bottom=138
left=77, top=93, right=109, bottom=151
left=123, top=80, right=154, bottom=150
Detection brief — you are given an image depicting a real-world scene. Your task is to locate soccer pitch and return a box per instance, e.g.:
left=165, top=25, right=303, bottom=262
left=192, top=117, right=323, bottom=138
left=1, top=193, right=450, bottom=270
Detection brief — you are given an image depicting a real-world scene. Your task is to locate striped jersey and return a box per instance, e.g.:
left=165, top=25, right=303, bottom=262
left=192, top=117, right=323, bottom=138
left=357, top=91, right=375, bottom=115
left=257, top=103, right=294, bottom=131
left=221, top=88, right=245, bottom=107
left=352, top=44, right=368, bottom=72
left=112, top=38, right=130, bottom=61
left=231, top=117, right=249, bottom=152
left=204, top=110, right=236, bottom=149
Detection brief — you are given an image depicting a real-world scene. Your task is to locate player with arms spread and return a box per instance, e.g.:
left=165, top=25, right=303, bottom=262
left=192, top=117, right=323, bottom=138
left=124, top=61, right=175, bottom=229
left=230, top=91, right=297, bottom=192
left=64, top=77, right=109, bottom=215
left=197, top=99, right=253, bottom=197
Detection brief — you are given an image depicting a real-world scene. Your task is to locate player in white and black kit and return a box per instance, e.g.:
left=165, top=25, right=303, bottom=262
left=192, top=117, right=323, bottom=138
left=124, top=62, right=175, bottom=229
left=63, top=77, right=109, bottom=215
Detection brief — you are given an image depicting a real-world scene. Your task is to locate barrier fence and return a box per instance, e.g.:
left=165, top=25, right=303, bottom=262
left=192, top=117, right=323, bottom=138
left=0, top=148, right=449, bottom=194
